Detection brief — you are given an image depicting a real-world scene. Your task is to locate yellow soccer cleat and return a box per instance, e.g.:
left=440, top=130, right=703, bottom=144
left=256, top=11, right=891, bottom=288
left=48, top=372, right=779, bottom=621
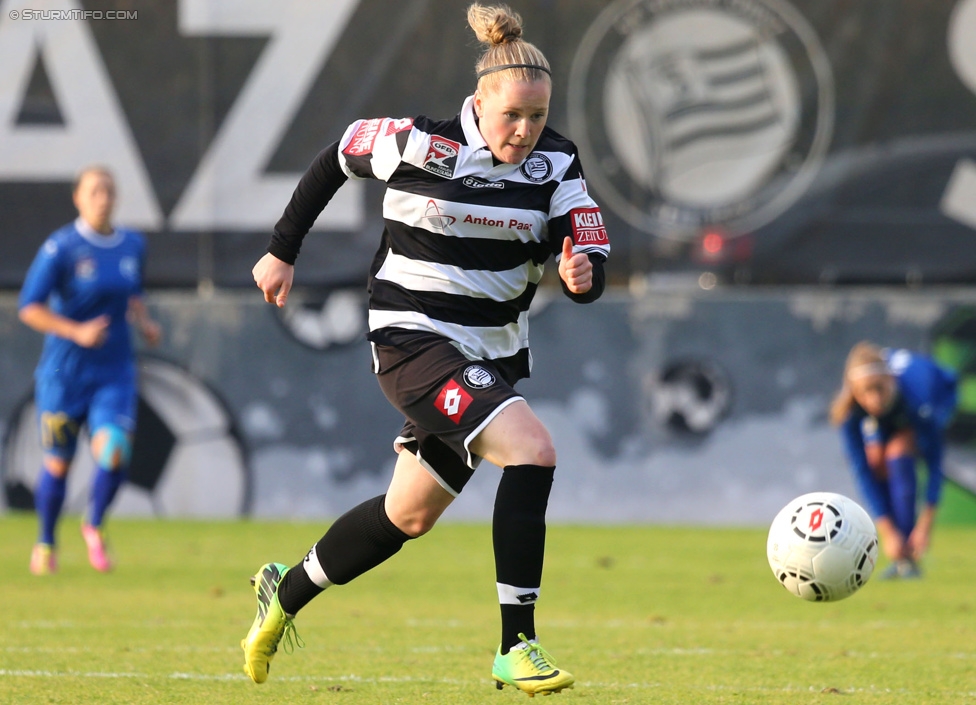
left=492, top=633, right=575, bottom=697
left=29, top=543, right=57, bottom=576
left=241, top=562, right=303, bottom=683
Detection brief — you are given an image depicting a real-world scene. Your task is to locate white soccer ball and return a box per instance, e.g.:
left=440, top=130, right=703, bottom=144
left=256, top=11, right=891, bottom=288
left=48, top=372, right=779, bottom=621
left=767, top=492, right=878, bottom=602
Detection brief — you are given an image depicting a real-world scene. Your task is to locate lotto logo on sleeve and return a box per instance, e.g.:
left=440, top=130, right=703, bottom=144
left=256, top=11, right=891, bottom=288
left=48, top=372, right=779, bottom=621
left=343, top=118, right=383, bottom=156
left=570, top=207, right=609, bottom=246
left=435, top=379, right=473, bottom=424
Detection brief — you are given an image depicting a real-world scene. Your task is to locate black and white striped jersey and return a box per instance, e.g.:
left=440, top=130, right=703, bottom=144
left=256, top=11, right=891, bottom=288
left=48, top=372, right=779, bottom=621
left=270, top=95, right=609, bottom=380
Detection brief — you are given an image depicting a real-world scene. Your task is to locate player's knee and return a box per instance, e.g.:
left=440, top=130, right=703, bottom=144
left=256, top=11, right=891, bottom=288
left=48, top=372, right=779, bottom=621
left=42, top=455, right=69, bottom=478
left=500, top=441, right=556, bottom=468
left=885, top=433, right=914, bottom=460
left=388, top=506, right=440, bottom=538
left=91, top=425, right=132, bottom=470
left=400, top=516, right=437, bottom=538
left=516, top=430, right=557, bottom=468
left=495, top=420, right=556, bottom=467
left=528, top=444, right=557, bottom=468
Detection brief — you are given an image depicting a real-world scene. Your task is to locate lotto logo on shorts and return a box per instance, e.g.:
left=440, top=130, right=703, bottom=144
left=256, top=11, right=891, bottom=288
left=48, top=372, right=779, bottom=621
left=435, top=379, right=473, bottom=424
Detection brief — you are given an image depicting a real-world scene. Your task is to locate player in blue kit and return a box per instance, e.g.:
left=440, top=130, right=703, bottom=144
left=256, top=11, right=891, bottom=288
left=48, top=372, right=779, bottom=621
left=830, top=341, right=957, bottom=579
left=18, top=166, right=160, bottom=575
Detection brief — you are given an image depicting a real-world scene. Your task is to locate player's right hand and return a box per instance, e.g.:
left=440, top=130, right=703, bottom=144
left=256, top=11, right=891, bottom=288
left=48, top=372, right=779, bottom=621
left=74, top=315, right=110, bottom=348
left=252, top=252, right=294, bottom=308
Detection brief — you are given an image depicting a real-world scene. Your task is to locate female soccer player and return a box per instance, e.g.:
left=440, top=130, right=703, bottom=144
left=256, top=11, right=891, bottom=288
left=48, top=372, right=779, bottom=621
left=830, top=341, right=957, bottom=579
left=242, top=3, right=609, bottom=695
left=19, top=166, right=160, bottom=575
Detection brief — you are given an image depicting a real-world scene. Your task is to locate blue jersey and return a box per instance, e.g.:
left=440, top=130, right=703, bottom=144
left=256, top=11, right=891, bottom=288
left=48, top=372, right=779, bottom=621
left=840, top=348, right=958, bottom=516
left=18, top=218, right=146, bottom=384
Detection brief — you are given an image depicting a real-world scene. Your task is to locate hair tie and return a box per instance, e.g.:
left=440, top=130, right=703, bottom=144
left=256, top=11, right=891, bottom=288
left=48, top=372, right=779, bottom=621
left=477, top=63, right=551, bottom=78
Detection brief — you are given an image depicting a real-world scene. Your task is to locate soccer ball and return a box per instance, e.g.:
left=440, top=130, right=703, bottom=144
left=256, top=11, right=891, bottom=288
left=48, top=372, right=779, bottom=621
left=766, top=492, right=878, bottom=602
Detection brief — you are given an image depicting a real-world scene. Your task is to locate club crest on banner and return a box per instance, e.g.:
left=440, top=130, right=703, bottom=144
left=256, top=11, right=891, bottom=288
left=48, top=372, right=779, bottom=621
left=568, top=0, right=834, bottom=241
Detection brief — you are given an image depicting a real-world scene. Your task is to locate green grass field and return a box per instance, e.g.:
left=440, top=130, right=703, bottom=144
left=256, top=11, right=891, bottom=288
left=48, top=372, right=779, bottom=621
left=1, top=512, right=974, bottom=704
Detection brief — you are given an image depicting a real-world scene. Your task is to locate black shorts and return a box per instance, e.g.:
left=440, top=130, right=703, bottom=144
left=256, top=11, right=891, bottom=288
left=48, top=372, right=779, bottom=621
left=372, top=330, right=523, bottom=496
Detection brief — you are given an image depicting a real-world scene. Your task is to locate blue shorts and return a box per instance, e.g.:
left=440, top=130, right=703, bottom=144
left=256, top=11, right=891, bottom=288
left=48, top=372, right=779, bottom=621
left=35, top=373, right=137, bottom=459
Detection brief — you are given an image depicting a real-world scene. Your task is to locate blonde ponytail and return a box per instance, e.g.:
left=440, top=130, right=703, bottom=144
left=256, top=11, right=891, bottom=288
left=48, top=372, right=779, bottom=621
left=467, top=3, right=551, bottom=93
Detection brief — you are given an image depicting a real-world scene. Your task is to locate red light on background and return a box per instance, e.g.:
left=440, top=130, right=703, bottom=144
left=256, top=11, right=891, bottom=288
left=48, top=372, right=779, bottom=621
left=702, top=232, right=724, bottom=255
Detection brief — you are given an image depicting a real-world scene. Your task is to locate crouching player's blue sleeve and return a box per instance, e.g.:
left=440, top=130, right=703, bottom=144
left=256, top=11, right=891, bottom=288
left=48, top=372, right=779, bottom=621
left=915, top=358, right=957, bottom=508
left=916, top=421, right=944, bottom=507
left=916, top=372, right=956, bottom=508
left=840, top=415, right=891, bottom=519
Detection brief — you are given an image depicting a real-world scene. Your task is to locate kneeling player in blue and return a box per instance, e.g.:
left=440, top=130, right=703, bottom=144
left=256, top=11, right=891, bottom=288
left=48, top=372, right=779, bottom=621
left=830, top=342, right=958, bottom=579
left=18, top=166, right=161, bottom=575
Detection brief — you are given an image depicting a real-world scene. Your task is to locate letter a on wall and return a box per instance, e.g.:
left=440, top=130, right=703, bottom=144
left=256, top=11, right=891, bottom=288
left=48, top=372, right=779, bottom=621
left=169, top=0, right=364, bottom=232
left=0, top=0, right=163, bottom=229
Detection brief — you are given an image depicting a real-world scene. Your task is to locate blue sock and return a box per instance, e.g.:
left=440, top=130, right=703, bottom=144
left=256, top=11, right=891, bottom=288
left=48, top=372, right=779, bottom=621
left=35, top=468, right=67, bottom=546
left=88, top=467, right=125, bottom=528
left=887, top=455, right=918, bottom=538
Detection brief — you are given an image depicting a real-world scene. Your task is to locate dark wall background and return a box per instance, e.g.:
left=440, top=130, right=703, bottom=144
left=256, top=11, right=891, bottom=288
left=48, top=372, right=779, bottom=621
left=3, top=0, right=976, bottom=289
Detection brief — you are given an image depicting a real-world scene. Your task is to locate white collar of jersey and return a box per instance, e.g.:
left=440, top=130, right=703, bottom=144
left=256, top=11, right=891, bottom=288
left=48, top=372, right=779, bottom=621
left=75, top=217, right=122, bottom=247
left=460, top=95, right=489, bottom=152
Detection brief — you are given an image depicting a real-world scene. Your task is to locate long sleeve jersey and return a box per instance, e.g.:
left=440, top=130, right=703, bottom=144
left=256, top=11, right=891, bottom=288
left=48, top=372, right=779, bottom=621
left=268, top=95, right=610, bottom=382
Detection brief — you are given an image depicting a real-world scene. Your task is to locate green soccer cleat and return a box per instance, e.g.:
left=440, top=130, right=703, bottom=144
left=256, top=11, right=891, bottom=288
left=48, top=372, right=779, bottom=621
left=492, top=633, right=575, bottom=697
left=241, top=562, right=303, bottom=683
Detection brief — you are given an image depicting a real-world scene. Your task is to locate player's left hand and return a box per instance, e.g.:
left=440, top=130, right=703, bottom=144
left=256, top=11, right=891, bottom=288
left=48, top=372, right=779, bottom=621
left=140, top=319, right=162, bottom=347
left=558, top=236, right=592, bottom=294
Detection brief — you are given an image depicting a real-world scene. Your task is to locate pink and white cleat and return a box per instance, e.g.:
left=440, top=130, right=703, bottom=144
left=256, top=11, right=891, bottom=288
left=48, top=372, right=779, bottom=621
left=81, top=524, right=114, bottom=573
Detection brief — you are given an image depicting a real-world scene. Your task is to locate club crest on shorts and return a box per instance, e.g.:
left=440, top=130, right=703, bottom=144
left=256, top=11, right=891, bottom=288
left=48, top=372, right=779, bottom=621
left=462, top=365, right=496, bottom=389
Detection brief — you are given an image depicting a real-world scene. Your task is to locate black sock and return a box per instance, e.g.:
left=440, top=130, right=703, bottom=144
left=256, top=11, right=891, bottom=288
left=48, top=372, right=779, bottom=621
left=276, top=564, right=323, bottom=616
left=316, top=494, right=412, bottom=586
left=277, top=494, right=411, bottom=615
left=500, top=604, right=536, bottom=651
left=493, top=464, right=554, bottom=652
